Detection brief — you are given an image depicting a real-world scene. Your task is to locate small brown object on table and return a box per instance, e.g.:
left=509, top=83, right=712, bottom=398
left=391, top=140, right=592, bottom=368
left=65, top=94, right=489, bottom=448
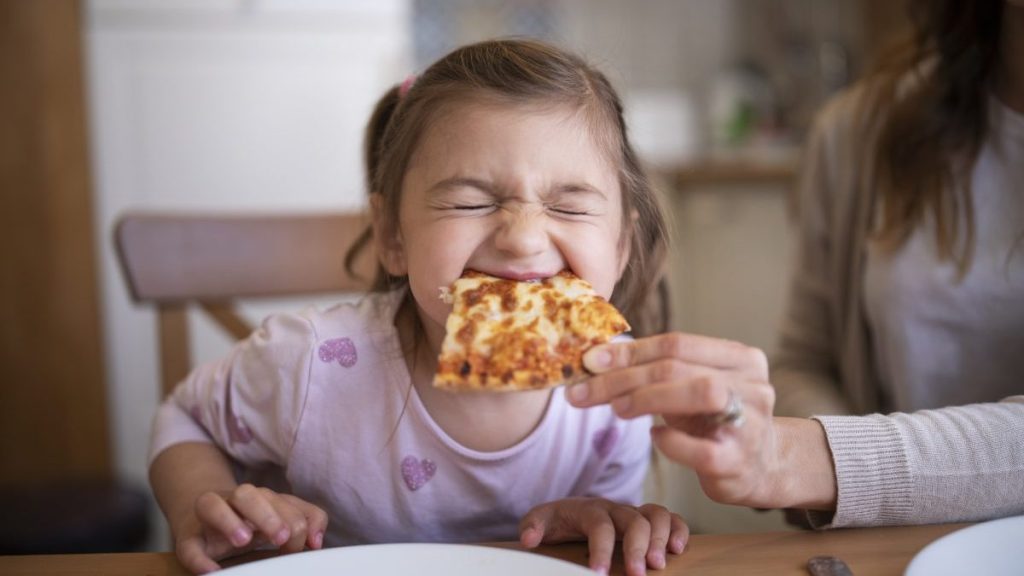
left=0, top=523, right=966, bottom=576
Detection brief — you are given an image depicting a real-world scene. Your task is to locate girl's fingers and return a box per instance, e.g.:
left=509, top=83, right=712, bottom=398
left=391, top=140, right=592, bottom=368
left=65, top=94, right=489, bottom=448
left=228, top=484, right=290, bottom=546
left=194, top=491, right=252, bottom=548
left=177, top=536, right=220, bottom=575
left=281, top=495, right=328, bottom=550
left=584, top=333, right=768, bottom=378
left=272, top=499, right=309, bottom=554
left=521, top=500, right=616, bottom=570
left=579, top=507, right=617, bottom=575
left=637, top=504, right=672, bottom=570
left=669, top=513, right=690, bottom=555
left=519, top=499, right=687, bottom=575
left=518, top=504, right=555, bottom=548
left=607, top=506, right=650, bottom=576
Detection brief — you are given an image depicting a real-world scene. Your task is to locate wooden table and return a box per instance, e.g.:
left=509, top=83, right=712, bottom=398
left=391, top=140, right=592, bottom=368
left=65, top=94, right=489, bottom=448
left=0, top=523, right=966, bottom=576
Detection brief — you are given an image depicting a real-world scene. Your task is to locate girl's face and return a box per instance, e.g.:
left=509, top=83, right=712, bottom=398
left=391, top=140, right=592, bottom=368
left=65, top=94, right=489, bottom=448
left=380, top=101, right=628, bottom=350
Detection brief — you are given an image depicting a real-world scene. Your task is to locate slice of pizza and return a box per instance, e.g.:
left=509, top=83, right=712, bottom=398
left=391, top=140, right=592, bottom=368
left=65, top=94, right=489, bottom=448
left=433, top=270, right=630, bottom=392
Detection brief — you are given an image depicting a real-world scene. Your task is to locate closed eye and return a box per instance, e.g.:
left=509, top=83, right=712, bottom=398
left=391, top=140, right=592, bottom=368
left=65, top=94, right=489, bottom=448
left=550, top=207, right=590, bottom=216
left=453, top=204, right=494, bottom=211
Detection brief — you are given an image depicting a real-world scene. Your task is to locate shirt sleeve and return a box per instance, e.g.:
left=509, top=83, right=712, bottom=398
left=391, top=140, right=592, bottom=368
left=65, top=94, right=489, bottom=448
left=148, top=311, right=318, bottom=467
left=584, top=415, right=652, bottom=505
left=808, top=396, right=1024, bottom=528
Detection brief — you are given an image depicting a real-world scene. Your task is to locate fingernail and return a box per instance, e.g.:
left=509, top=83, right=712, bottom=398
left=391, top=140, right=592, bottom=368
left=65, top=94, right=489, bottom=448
left=670, top=537, right=685, bottom=554
left=592, top=565, right=609, bottom=575
left=314, top=531, right=324, bottom=548
left=568, top=383, right=590, bottom=403
left=231, top=528, right=251, bottom=547
left=521, top=527, right=539, bottom=547
left=274, top=528, right=290, bottom=546
left=583, top=348, right=612, bottom=372
left=631, top=559, right=647, bottom=574
left=651, top=551, right=666, bottom=569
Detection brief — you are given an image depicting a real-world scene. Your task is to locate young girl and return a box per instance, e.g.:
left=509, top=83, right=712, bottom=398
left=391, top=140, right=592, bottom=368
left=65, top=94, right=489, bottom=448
left=149, top=39, right=686, bottom=575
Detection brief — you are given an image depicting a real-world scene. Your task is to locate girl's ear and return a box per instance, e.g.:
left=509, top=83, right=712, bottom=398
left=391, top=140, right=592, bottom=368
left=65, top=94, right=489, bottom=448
left=370, top=193, right=408, bottom=276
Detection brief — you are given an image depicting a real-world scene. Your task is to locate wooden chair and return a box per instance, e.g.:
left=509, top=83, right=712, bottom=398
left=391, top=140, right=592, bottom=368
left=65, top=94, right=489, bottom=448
left=114, top=211, right=376, bottom=396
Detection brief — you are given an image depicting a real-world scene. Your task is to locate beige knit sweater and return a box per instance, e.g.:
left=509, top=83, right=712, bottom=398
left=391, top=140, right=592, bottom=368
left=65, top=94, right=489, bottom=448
left=772, top=86, right=1024, bottom=527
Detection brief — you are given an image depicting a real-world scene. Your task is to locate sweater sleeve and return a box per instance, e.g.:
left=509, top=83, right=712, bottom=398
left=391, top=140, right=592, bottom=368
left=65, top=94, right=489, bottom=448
left=148, top=311, right=318, bottom=467
left=809, top=396, right=1024, bottom=528
left=770, top=94, right=856, bottom=418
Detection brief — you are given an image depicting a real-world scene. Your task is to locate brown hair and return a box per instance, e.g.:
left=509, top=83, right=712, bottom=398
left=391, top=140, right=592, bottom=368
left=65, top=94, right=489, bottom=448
left=865, top=0, right=1004, bottom=273
left=346, top=38, right=670, bottom=336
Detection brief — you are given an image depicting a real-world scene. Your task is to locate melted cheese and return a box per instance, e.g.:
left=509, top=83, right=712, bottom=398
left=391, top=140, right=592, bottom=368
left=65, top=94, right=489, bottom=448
left=434, top=270, right=629, bottom=391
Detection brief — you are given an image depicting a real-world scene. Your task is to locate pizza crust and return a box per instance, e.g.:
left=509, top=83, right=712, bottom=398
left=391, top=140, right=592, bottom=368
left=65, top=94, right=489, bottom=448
left=433, top=270, right=630, bottom=391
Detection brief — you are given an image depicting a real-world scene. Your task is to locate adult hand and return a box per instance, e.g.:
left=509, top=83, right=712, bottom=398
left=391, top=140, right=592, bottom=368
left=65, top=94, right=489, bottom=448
left=566, top=332, right=787, bottom=508
left=519, top=497, right=688, bottom=576
left=175, top=483, right=328, bottom=574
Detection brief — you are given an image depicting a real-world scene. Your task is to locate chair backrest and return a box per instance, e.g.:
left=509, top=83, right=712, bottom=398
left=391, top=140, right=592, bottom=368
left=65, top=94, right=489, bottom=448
left=114, top=211, right=376, bottom=396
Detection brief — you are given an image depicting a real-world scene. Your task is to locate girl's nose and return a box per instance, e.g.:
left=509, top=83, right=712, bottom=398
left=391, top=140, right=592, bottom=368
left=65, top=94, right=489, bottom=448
left=493, top=207, right=550, bottom=257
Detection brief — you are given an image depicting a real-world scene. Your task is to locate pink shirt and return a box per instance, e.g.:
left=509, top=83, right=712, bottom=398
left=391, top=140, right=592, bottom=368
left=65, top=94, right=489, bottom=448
left=150, top=290, right=651, bottom=545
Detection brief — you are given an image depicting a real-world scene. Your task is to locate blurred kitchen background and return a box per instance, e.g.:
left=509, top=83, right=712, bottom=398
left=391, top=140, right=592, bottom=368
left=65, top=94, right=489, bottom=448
left=1, top=0, right=908, bottom=553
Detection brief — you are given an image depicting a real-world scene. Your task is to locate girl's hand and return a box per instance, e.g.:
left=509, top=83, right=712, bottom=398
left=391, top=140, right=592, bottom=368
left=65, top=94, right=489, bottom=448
left=567, top=332, right=786, bottom=508
left=175, top=483, right=328, bottom=574
left=518, top=497, right=688, bottom=576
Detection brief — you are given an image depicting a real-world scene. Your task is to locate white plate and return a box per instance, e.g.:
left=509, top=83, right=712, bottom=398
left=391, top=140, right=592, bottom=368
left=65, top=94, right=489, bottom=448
left=217, top=543, right=595, bottom=576
left=905, top=515, right=1024, bottom=576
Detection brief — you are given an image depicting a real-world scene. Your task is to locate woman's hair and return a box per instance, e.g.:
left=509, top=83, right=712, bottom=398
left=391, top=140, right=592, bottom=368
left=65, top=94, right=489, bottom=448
left=346, top=38, right=670, bottom=336
left=864, top=0, right=1004, bottom=273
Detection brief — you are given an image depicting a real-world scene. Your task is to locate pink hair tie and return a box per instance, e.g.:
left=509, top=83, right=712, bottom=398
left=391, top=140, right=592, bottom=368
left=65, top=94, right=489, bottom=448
left=399, top=74, right=417, bottom=98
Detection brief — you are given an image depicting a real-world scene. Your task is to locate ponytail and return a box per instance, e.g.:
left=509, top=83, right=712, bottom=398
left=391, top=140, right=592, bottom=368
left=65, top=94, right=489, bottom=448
left=363, top=86, right=402, bottom=193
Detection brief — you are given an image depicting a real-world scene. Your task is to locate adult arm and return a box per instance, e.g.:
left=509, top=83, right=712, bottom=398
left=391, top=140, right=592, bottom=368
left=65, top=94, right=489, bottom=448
left=810, top=396, right=1024, bottom=527
left=570, top=335, right=1024, bottom=527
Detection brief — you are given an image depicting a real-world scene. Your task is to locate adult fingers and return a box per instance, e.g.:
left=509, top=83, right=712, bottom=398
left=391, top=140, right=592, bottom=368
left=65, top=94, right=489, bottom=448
left=194, top=491, right=252, bottom=548
left=651, top=425, right=759, bottom=509
left=584, top=333, right=768, bottom=378
left=614, top=378, right=775, bottom=421
left=177, top=536, right=220, bottom=575
left=227, top=484, right=290, bottom=547
left=569, top=359, right=719, bottom=409
left=651, top=425, right=742, bottom=476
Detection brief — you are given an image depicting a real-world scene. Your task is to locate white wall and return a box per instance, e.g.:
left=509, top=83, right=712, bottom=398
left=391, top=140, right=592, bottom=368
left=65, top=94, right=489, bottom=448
left=85, top=0, right=410, bottom=548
